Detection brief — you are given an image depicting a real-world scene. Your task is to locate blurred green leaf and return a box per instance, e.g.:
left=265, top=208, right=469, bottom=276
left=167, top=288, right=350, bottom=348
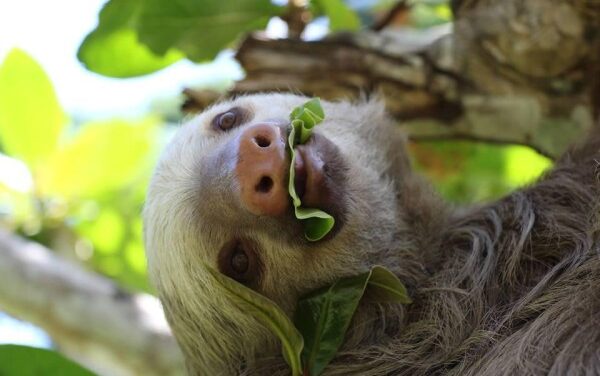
left=125, top=235, right=147, bottom=274
left=410, top=3, right=452, bottom=28
left=504, top=146, right=551, bottom=186
left=39, top=117, right=159, bottom=198
left=0, top=345, right=95, bottom=376
left=312, top=0, right=361, bottom=31
left=412, top=142, right=552, bottom=203
left=78, top=0, right=183, bottom=78
left=136, top=0, right=282, bottom=61
left=77, top=208, right=125, bottom=255
left=100, top=256, right=125, bottom=277
left=0, top=49, right=66, bottom=169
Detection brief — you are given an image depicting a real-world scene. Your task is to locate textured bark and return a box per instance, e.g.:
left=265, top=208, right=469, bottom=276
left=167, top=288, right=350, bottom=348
left=0, top=229, right=184, bottom=376
left=183, top=0, right=600, bottom=158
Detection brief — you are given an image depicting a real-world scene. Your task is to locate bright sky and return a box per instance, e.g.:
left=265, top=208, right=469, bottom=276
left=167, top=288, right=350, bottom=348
left=0, top=0, right=242, bottom=118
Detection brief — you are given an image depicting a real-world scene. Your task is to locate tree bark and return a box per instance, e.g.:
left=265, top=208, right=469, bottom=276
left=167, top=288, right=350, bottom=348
left=211, top=0, right=598, bottom=158
left=0, top=229, right=184, bottom=376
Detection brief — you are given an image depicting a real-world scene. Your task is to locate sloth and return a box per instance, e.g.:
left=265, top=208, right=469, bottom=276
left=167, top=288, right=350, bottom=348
left=144, top=93, right=600, bottom=375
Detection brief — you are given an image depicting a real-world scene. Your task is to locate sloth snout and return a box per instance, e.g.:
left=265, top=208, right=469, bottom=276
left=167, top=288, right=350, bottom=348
left=236, top=123, right=289, bottom=216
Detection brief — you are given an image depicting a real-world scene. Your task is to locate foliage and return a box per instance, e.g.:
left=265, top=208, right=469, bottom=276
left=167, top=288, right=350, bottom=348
left=288, top=98, right=335, bottom=241
left=207, top=266, right=305, bottom=376
left=0, top=49, right=159, bottom=291
left=311, top=0, right=361, bottom=31
left=209, top=264, right=409, bottom=376
left=79, top=0, right=283, bottom=77
left=0, top=50, right=66, bottom=169
left=410, top=0, right=453, bottom=28
left=0, top=345, right=95, bottom=376
left=295, top=266, right=410, bottom=375
left=77, top=0, right=184, bottom=78
left=411, top=141, right=552, bottom=203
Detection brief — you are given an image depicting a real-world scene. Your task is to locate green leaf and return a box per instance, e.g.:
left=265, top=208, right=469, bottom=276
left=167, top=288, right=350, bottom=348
left=366, top=265, right=412, bottom=304
left=0, top=49, right=66, bottom=169
left=287, top=98, right=334, bottom=241
left=38, top=117, right=159, bottom=198
left=0, top=345, right=96, bottom=376
left=291, top=98, right=325, bottom=144
left=206, top=266, right=304, bottom=376
left=136, top=0, right=283, bottom=62
left=295, top=272, right=370, bottom=376
left=295, top=207, right=335, bottom=242
left=294, top=266, right=411, bottom=375
left=78, top=0, right=183, bottom=78
left=312, top=0, right=361, bottom=31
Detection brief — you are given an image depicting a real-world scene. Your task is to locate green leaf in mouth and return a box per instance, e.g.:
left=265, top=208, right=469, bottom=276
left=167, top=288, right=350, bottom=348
left=287, top=98, right=335, bottom=241
left=205, top=266, right=304, bottom=376
left=294, top=266, right=412, bottom=376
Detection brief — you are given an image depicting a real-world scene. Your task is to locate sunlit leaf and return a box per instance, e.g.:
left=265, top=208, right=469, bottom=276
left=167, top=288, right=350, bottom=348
left=124, top=218, right=147, bottom=274
left=100, top=256, right=124, bottom=277
left=77, top=208, right=125, bottom=255
left=504, top=145, right=551, bottom=186
left=79, top=29, right=182, bottom=78
left=0, top=344, right=95, bottom=376
left=125, top=238, right=147, bottom=274
left=411, top=141, right=552, bottom=203
left=0, top=49, right=66, bottom=168
left=78, top=0, right=182, bottom=78
left=294, top=266, right=411, bottom=375
left=410, top=3, right=452, bottom=29
left=206, top=266, right=304, bottom=376
left=136, top=0, right=282, bottom=62
left=312, top=0, right=361, bottom=31
left=77, top=0, right=183, bottom=78
left=287, top=99, right=334, bottom=241
left=38, top=117, right=159, bottom=198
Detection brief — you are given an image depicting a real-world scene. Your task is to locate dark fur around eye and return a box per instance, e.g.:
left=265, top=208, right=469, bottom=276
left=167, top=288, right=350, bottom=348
left=217, top=239, right=262, bottom=286
left=212, top=107, right=248, bottom=131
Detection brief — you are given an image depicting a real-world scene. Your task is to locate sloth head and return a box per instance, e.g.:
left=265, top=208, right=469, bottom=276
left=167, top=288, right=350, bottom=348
left=143, top=93, right=415, bottom=374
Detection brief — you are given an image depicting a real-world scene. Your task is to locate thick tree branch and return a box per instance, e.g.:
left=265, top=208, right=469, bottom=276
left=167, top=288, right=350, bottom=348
left=0, top=229, right=184, bottom=376
left=184, top=0, right=598, bottom=158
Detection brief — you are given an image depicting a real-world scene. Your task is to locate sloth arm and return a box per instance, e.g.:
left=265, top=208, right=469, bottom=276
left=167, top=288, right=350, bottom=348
left=427, top=127, right=600, bottom=375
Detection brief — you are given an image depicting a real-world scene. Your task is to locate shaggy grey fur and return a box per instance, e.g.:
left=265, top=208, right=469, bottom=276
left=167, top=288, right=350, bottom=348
left=144, top=94, right=600, bottom=375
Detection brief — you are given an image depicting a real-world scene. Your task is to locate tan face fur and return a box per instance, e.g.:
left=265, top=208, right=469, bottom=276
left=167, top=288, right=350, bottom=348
left=143, top=93, right=414, bottom=374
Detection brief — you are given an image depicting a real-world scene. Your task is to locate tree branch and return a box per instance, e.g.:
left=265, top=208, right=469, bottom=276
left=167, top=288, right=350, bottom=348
left=0, top=229, right=184, bottom=376
left=186, top=0, right=596, bottom=158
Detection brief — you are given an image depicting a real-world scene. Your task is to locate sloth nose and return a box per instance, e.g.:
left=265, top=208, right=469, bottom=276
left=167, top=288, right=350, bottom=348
left=236, top=123, right=290, bottom=216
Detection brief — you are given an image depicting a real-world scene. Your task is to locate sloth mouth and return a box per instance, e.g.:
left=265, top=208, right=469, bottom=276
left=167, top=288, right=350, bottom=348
left=290, top=132, right=347, bottom=237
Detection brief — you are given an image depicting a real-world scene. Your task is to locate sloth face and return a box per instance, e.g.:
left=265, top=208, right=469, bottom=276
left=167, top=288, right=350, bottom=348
left=143, top=93, right=409, bottom=373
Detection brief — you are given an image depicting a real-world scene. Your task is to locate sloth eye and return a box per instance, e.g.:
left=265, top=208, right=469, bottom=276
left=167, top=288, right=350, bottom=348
left=218, top=239, right=260, bottom=285
left=213, top=108, right=243, bottom=131
left=231, top=247, right=249, bottom=275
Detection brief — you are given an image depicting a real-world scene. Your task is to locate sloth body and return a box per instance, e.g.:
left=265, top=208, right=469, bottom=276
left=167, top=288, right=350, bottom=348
left=144, top=94, right=600, bottom=375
